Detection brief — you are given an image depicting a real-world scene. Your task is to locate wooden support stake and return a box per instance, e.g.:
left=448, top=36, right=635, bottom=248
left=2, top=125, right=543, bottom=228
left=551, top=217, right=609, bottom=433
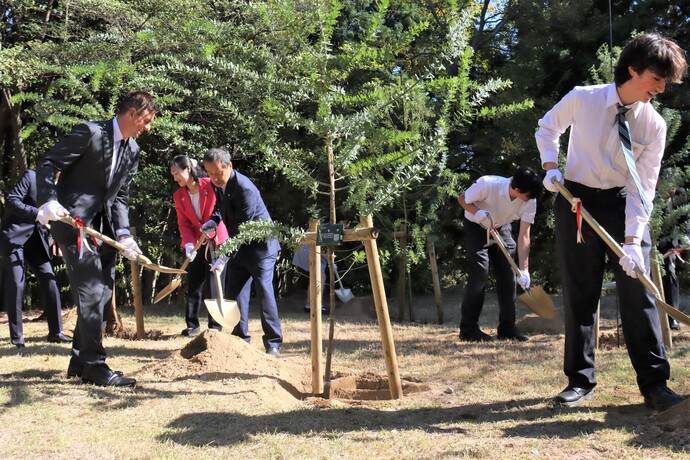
left=105, top=281, right=123, bottom=335
left=650, top=251, right=672, bottom=349
left=129, top=229, right=145, bottom=339
left=362, top=215, right=403, bottom=399
left=396, top=223, right=408, bottom=322
left=130, top=259, right=145, bottom=339
left=309, top=220, right=324, bottom=394
left=426, top=237, right=444, bottom=324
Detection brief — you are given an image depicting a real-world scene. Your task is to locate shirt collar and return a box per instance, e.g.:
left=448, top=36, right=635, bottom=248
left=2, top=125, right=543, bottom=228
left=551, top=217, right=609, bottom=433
left=607, top=82, right=643, bottom=117
left=502, top=178, right=512, bottom=202
left=113, top=118, right=125, bottom=144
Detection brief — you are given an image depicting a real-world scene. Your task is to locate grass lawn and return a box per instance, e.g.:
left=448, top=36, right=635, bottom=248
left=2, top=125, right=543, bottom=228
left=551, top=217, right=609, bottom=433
left=1, top=287, right=688, bottom=459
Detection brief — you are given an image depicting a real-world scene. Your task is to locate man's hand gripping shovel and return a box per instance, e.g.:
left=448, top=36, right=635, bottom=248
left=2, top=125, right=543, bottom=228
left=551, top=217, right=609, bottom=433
left=551, top=177, right=690, bottom=326
left=57, top=211, right=186, bottom=275
left=487, top=225, right=555, bottom=320
left=204, top=255, right=241, bottom=331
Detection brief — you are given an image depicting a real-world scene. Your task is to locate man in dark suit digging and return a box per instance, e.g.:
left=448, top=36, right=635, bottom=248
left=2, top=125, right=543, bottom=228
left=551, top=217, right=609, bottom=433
left=202, top=148, right=283, bottom=357
left=36, top=90, right=160, bottom=387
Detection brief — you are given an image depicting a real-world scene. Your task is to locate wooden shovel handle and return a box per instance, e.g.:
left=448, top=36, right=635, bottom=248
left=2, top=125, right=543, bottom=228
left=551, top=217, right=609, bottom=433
left=551, top=179, right=657, bottom=294
left=179, top=235, right=209, bottom=272
left=488, top=228, right=522, bottom=277
left=57, top=211, right=153, bottom=265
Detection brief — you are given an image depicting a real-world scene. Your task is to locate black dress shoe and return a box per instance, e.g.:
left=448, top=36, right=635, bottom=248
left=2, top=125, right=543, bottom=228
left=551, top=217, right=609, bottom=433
left=460, top=329, right=494, bottom=342
left=181, top=327, right=201, bottom=337
left=11, top=337, right=25, bottom=348
left=643, top=385, right=684, bottom=411
left=82, top=364, right=136, bottom=387
left=554, top=386, right=595, bottom=407
left=47, top=332, right=73, bottom=343
left=668, top=317, right=680, bottom=331
left=266, top=347, right=281, bottom=358
left=67, top=357, right=123, bottom=379
left=497, top=328, right=529, bottom=342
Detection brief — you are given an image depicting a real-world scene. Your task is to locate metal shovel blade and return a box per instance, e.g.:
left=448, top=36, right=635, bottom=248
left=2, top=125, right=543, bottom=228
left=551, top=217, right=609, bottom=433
left=518, top=286, right=555, bottom=320
left=204, top=270, right=240, bottom=330
left=152, top=236, right=209, bottom=304
left=153, top=277, right=182, bottom=304
left=333, top=266, right=355, bottom=303
left=335, top=287, right=355, bottom=303
left=488, top=228, right=556, bottom=320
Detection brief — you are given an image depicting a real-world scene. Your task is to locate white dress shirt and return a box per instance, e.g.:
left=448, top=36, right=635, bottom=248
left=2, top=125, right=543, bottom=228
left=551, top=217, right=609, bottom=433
left=464, top=175, right=536, bottom=227
left=535, top=83, right=666, bottom=238
left=111, top=118, right=124, bottom=187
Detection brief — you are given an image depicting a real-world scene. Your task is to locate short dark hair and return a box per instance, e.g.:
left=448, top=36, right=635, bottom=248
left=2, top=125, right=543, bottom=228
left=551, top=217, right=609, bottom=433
left=614, top=33, right=687, bottom=86
left=169, top=154, right=207, bottom=180
left=116, top=90, right=160, bottom=116
left=203, top=148, right=232, bottom=167
left=510, top=166, right=543, bottom=201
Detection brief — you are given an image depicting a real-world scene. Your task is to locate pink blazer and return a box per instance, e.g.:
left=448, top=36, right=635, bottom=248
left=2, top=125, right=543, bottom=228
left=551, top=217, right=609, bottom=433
left=173, top=177, right=229, bottom=247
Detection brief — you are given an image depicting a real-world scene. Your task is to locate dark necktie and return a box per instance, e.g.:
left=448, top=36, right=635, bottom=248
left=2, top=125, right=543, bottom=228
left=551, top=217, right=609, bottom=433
left=616, top=104, right=650, bottom=216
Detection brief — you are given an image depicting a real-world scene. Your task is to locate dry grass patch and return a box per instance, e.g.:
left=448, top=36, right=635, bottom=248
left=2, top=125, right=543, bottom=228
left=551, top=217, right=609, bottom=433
left=0, top=288, right=688, bottom=458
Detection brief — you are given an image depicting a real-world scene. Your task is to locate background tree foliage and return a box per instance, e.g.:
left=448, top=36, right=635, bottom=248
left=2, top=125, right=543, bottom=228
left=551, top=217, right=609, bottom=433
left=1, top=0, right=688, bottom=307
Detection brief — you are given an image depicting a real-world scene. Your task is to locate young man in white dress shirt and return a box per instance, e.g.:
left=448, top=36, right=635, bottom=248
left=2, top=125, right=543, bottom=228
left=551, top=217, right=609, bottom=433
left=535, top=33, right=687, bottom=410
left=457, top=166, right=543, bottom=343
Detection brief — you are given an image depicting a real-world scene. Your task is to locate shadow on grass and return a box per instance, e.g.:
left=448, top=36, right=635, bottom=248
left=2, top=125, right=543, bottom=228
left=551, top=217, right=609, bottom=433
left=156, top=398, right=685, bottom=453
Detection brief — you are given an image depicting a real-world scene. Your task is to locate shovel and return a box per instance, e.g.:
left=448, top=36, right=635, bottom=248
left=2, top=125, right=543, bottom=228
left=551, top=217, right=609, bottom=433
left=333, top=266, right=355, bottom=303
left=153, top=235, right=208, bottom=303
left=488, top=227, right=555, bottom=320
left=552, top=178, right=690, bottom=326
left=204, top=267, right=241, bottom=331
left=57, top=212, right=185, bottom=275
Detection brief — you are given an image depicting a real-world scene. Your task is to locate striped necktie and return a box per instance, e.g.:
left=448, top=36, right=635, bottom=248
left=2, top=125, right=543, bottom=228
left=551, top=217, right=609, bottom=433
left=616, top=104, right=650, bottom=216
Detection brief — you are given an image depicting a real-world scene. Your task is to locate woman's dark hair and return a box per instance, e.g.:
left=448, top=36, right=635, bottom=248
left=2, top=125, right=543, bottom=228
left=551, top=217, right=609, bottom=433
left=511, top=166, right=543, bottom=201
left=169, top=154, right=207, bottom=181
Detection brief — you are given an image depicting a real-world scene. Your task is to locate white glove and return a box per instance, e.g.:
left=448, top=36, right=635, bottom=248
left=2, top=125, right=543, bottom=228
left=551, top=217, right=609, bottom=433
left=619, top=244, right=645, bottom=279
left=119, top=236, right=143, bottom=261
left=517, top=269, right=531, bottom=289
left=201, top=219, right=217, bottom=236
left=543, top=169, right=563, bottom=192
left=37, top=200, right=68, bottom=225
left=185, top=242, right=197, bottom=262
left=472, top=210, right=493, bottom=229
left=209, top=255, right=229, bottom=273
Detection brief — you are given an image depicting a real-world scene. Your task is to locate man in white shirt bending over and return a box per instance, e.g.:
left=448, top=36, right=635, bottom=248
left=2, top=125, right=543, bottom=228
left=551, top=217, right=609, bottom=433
left=457, top=166, right=543, bottom=343
left=536, top=33, right=687, bottom=411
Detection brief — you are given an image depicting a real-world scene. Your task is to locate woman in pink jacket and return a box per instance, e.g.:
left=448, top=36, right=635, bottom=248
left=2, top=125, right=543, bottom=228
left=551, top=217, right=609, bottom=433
left=170, top=155, right=230, bottom=336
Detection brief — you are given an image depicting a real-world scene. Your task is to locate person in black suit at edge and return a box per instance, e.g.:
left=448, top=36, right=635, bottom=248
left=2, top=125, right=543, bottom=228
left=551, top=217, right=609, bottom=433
left=201, top=148, right=283, bottom=357
left=35, top=90, right=160, bottom=387
left=0, top=169, right=71, bottom=347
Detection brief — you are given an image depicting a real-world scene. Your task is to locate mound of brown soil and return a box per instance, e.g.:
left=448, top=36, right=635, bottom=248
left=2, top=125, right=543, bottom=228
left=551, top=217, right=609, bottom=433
left=517, top=311, right=565, bottom=335
left=649, top=398, right=690, bottom=449
left=329, top=372, right=431, bottom=400
left=144, top=330, right=311, bottom=400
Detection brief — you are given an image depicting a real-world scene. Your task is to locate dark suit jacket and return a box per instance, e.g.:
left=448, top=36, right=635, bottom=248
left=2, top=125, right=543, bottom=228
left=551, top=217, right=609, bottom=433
left=211, top=169, right=280, bottom=263
left=36, top=120, right=139, bottom=243
left=0, top=169, right=51, bottom=256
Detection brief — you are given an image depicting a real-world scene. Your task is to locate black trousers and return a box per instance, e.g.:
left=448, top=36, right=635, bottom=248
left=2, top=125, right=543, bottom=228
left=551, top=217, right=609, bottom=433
left=59, top=239, right=117, bottom=366
left=555, top=181, right=669, bottom=392
left=225, top=252, right=282, bottom=350
left=2, top=232, right=62, bottom=340
left=184, top=246, right=222, bottom=330
left=660, top=245, right=680, bottom=310
left=460, top=217, right=517, bottom=335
